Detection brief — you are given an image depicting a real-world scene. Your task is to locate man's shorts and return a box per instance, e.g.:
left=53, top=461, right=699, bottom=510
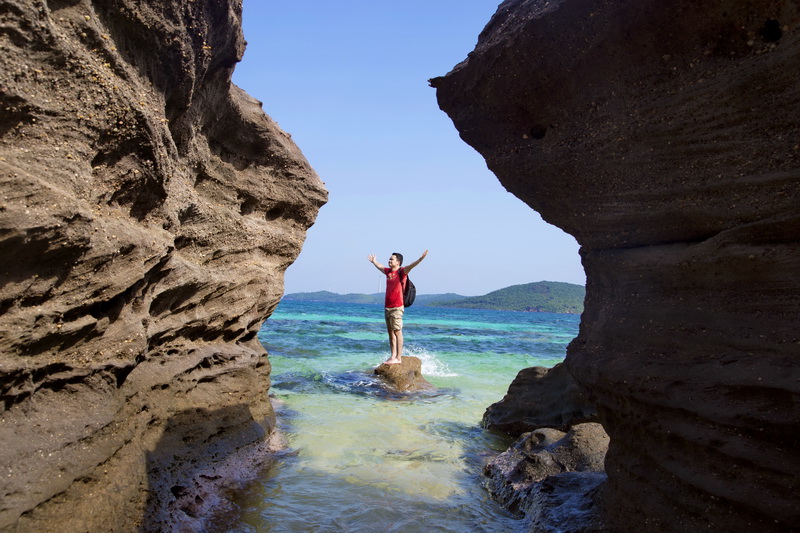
left=384, top=306, right=404, bottom=331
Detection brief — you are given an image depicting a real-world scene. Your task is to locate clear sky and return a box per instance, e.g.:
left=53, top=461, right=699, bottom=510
left=232, top=1, right=585, bottom=296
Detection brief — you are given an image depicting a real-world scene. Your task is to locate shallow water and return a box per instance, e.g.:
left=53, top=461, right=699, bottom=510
left=222, top=301, right=579, bottom=532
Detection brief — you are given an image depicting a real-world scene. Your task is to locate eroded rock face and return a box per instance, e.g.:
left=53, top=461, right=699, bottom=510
left=0, top=0, right=326, bottom=530
left=433, top=1, right=800, bottom=531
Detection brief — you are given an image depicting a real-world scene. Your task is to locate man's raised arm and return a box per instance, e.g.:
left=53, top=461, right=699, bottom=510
left=403, top=250, right=428, bottom=274
left=367, top=254, right=385, bottom=272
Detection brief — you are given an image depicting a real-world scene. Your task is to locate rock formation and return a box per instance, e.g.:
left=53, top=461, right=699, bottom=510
left=484, top=424, right=610, bottom=531
left=0, top=0, right=326, bottom=530
left=483, top=363, right=597, bottom=436
left=374, top=357, right=435, bottom=392
left=433, top=0, right=800, bottom=531
left=482, top=363, right=608, bottom=530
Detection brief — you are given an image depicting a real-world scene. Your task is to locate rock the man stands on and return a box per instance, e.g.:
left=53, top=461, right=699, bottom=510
left=367, top=250, right=428, bottom=365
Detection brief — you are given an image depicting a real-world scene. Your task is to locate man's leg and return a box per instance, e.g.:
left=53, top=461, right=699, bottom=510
left=387, top=327, right=398, bottom=362
left=394, top=328, right=403, bottom=361
left=384, top=308, right=396, bottom=363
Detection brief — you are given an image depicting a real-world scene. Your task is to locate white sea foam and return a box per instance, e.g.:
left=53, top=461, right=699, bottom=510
left=404, top=345, right=458, bottom=377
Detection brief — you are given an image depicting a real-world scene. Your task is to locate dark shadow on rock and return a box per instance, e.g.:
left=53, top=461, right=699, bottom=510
left=478, top=362, right=610, bottom=530
left=483, top=362, right=598, bottom=437
left=141, top=404, right=278, bottom=532
left=484, top=423, right=613, bottom=532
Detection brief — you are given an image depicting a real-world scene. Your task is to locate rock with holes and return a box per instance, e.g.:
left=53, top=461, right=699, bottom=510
left=433, top=0, right=800, bottom=531
left=0, top=1, right=325, bottom=530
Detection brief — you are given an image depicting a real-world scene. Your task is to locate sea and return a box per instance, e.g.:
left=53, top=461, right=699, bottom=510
left=222, top=300, right=580, bottom=532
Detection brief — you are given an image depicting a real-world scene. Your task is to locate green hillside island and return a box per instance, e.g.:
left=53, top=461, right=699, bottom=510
left=427, top=281, right=585, bottom=314
left=283, top=281, right=585, bottom=314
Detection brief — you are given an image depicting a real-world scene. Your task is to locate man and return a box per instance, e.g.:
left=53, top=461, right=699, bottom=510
left=367, top=250, right=428, bottom=365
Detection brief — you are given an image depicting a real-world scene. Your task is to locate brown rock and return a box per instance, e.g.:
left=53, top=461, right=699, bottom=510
left=433, top=1, right=800, bottom=531
left=483, top=363, right=597, bottom=437
left=484, top=423, right=611, bottom=529
left=374, top=356, right=435, bottom=392
left=0, top=0, right=325, bottom=530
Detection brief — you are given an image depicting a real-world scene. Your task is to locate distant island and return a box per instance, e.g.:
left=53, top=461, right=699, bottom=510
left=283, top=281, right=585, bottom=314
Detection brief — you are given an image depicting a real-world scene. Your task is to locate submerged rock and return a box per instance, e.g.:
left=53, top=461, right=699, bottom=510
left=0, top=0, right=326, bottom=530
left=374, top=356, right=435, bottom=392
left=483, top=363, right=597, bottom=437
left=434, top=0, right=800, bottom=530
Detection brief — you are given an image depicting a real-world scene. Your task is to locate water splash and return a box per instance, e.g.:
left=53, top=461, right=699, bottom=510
left=404, top=344, right=459, bottom=377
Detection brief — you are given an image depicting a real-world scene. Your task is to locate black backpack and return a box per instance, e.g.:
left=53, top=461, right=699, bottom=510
left=401, top=268, right=416, bottom=307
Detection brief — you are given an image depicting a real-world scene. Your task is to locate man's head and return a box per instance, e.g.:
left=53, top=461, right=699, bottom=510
left=389, top=253, right=403, bottom=268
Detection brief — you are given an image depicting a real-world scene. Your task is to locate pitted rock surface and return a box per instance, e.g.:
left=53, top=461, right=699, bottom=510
left=0, top=1, right=326, bottom=530
left=433, top=1, right=800, bottom=531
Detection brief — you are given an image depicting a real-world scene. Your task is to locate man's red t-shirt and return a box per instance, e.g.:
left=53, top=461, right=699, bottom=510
left=384, top=267, right=406, bottom=308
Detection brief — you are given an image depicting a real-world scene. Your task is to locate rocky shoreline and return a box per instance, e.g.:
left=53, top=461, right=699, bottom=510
left=377, top=358, right=613, bottom=530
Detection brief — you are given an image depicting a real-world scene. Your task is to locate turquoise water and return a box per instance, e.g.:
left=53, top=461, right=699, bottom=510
left=225, top=301, right=580, bottom=532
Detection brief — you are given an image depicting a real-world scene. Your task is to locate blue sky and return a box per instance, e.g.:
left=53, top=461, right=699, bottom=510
left=233, top=1, right=585, bottom=296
